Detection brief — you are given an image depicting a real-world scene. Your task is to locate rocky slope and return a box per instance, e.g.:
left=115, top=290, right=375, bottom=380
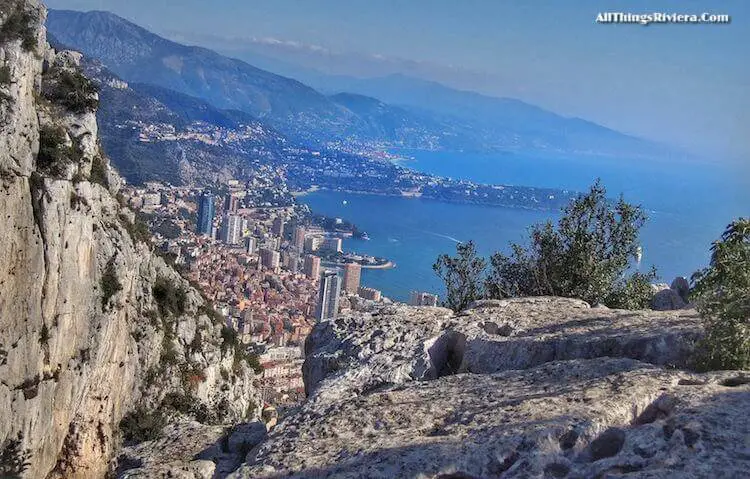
left=0, top=2, right=260, bottom=477
left=230, top=298, right=749, bottom=478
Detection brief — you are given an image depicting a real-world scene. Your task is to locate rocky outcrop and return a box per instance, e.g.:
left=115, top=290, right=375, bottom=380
left=0, top=3, right=260, bottom=477
left=231, top=298, right=748, bottom=478
left=651, top=276, right=692, bottom=311
left=302, top=298, right=702, bottom=399
left=114, top=420, right=267, bottom=478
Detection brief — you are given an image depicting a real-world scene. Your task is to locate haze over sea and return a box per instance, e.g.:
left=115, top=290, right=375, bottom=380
left=300, top=151, right=749, bottom=302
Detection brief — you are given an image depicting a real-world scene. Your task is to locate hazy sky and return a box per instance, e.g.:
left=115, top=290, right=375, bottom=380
left=45, top=0, right=749, bottom=160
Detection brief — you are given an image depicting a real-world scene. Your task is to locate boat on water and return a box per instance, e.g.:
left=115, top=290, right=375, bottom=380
left=636, top=246, right=643, bottom=263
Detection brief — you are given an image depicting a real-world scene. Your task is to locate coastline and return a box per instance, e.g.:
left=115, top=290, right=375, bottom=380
left=301, top=186, right=564, bottom=213
left=322, top=260, right=396, bottom=270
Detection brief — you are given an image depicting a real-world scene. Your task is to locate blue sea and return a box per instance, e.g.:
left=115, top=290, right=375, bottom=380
left=300, top=151, right=749, bottom=302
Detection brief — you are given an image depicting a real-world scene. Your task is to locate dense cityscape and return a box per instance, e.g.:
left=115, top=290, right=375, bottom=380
left=120, top=176, right=439, bottom=405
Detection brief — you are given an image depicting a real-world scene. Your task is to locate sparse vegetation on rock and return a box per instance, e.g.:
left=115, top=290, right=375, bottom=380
left=119, top=213, right=151, bottom=244
left=152, top=276, right=187, bottom=318
left=89, top=155, right=109, bottom=187
left=0, top=432, right=31, bottom=478
left=43, top=66, right=99, bottom=114
left=691, top=218, right=750, bottom=371
left=100, top=258, right=122, bottom=307
left=0, top=65, right=10, bottom=85
left=37, top=125, right=81, bottom=177
left=0, top=0, right=38, bottom=52
left=119, top=406, right=167, bottom=445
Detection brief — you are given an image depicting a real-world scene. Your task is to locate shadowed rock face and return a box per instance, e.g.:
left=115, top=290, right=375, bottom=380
left=230, top=298, right=749, bottom=479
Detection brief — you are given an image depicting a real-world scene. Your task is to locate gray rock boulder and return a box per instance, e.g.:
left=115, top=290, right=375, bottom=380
left=671, top=276, right=691, bottom=301
left=651, top=288, right=688, bottom=311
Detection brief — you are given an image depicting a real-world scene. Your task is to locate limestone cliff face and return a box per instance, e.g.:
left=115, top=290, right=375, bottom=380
left=0, top=2, right=260, bottom=478
left=232, top=299, right=749, bottom=478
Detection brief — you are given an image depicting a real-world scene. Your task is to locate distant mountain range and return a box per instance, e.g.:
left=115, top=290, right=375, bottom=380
left=47, top=9, right=668, bottom=158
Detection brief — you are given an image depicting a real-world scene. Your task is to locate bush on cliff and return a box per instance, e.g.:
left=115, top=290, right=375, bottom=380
left=0, top=432, right=31, bottom=478
left=37, top=125, right=81, bottom=177
left=100, top=258, right=122, bottom=308
left=691, top=218, right=750, bottom=371
left=435, top=181, right=655, bottom=311
left=44, top=67, right=99, bottom=114
left=120, top=407, right=167, bottom=445
left=152, top=277, right=187, bottom=317
left=0, top=1, right=38, bottom=52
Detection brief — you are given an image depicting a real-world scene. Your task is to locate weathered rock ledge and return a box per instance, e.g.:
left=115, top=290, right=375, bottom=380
left=230, top=298, right=749, bottom=479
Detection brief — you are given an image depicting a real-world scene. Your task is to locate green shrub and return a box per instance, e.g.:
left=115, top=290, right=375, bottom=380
left=433, top=240, right=486, bottom=312
left=161, top=392, right=212, bottom=424
left=100, top=258, right=122, bottom=307
left=89, top=156, right=109, bottom=188
left=45, top=68, right=99, bottom=114
left=691, top=218, right=750, bottom=371
left=0, top=432, right=31, bottom=478
left=434, top=181, right=656, bottom=312
left=0, top=1, right=38, bottom=52
left=486, top=180, right=654, bottom=307
left=120, top=406, right=167, bottom=445
left=153, top=277, right=187, bottom=317
left=37, top=125, right=80, bottom=177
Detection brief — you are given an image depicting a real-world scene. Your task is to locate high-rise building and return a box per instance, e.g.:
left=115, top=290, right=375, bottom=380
left=358, top=286, right=382, bottom=301
left=225, top=194, right=240, bottom=212
left=409, top=291, right=440, bottom=307
left=196, top=192, right=215, bottom=236
left=259, top=248, right=281, bottom=271
left=321, top=237, right=343, bottom=253
left=283, top=252, right=300, bottom=273
left=272, top=217, right=285, bottom=237
left=221, top=214, right=243, bottom=245
left=304, top=255, right=321, bottom=280
left=245, top=236, right=258, bottom=254
left=343, top=263, right=361, bottom=294
left=292, top=226, right=306, bottom=250
left=304, top=236, right=323, bottom=252
left=316, top=271, right=341, bottom=321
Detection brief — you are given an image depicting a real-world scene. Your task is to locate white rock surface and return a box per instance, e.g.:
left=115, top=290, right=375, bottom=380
left=0, top=3, right=261, bottom=477
left=230, top=298, right=748, bottom=479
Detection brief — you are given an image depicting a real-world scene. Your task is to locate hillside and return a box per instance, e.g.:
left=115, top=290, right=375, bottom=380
left=0, top=2, right=261, bottom=477
left=81, top=59, right=289, bottom=185
left=46, top=9, right=669, bottom=158
left=46, top=9, right=360, bottom=144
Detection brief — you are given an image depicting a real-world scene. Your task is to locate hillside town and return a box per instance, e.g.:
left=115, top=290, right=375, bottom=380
left=119, top=176, right=440, bottom=404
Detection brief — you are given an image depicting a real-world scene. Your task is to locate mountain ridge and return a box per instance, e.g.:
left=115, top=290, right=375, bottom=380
left=47, top=8, right=669, bottom=158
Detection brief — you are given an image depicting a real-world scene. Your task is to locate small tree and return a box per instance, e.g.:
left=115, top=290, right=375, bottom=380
left=433, top=240, right=486, bottom=312
left=485, top=180, right=655, bottom=308
left=691, top=218, right=750, bottom=371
